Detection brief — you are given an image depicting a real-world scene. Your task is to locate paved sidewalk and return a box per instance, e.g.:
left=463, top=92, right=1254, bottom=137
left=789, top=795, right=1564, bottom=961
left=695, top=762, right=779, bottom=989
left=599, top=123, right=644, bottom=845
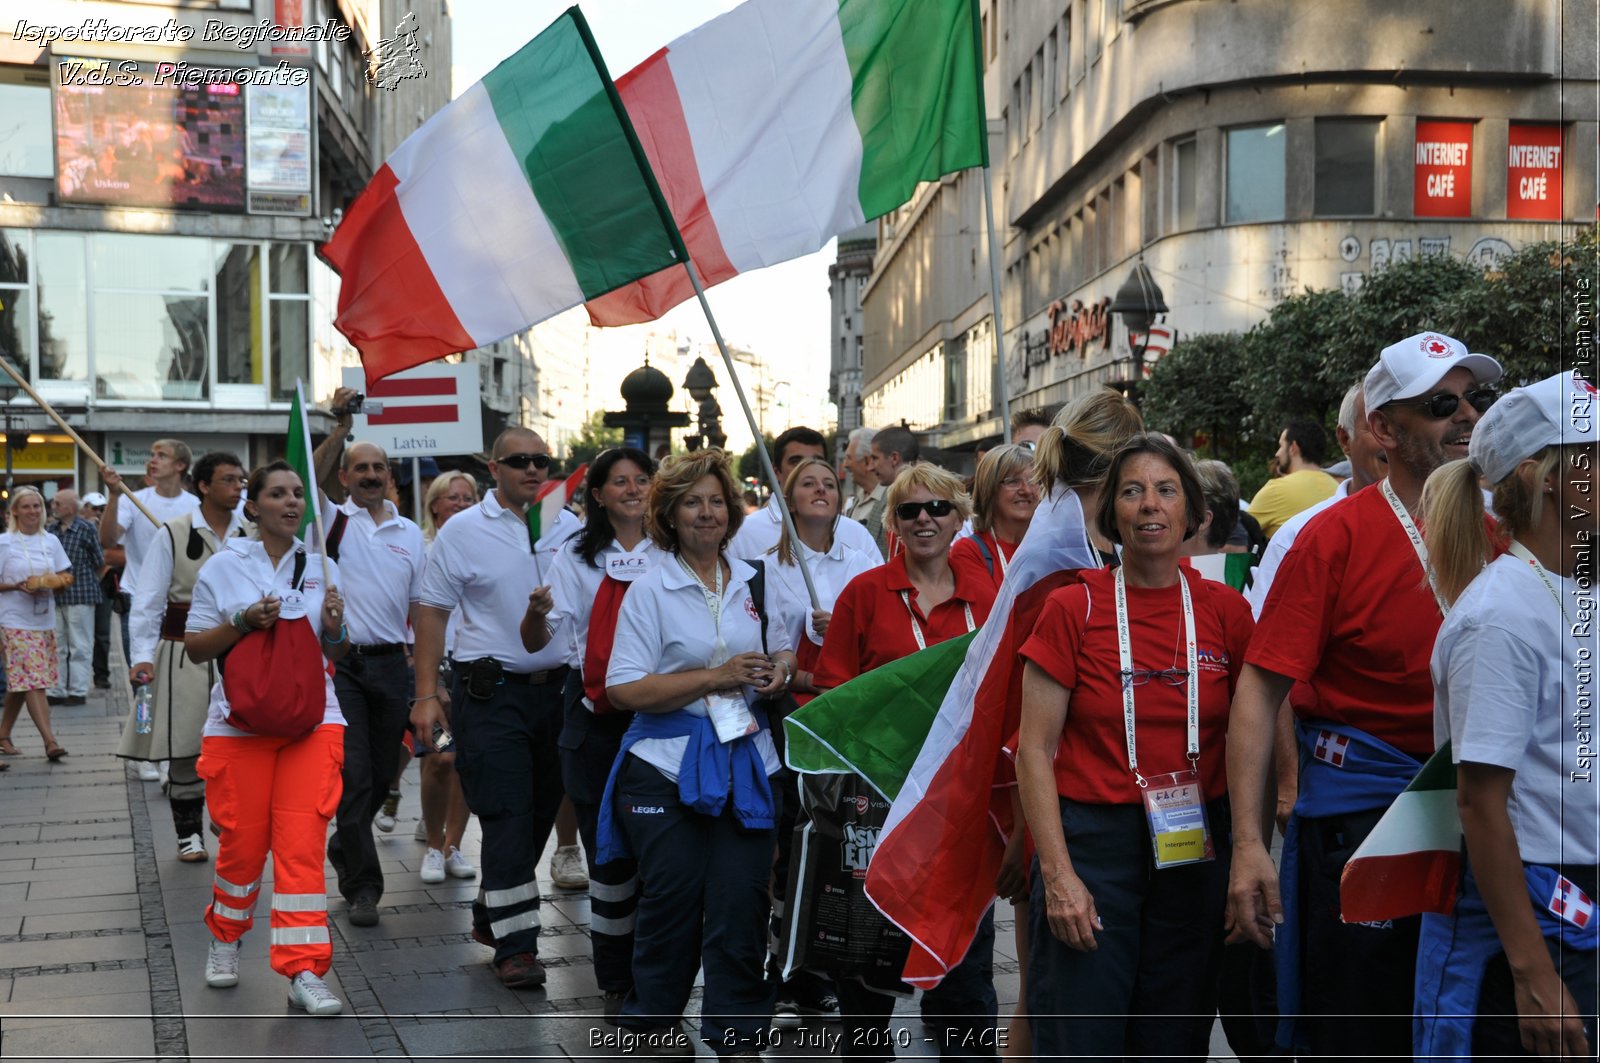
left=0, top=679, right=1035, bottom=1062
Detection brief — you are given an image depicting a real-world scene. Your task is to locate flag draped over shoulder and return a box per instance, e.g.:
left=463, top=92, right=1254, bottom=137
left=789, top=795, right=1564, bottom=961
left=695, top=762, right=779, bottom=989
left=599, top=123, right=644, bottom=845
left=1339, top=743, right=1462, bottom=923
left=285, top=380, right=318, bottom=539
left=586, top=0, right=987, bottom=327
left=838, top=489, right=1100, bottom=987
left=319, top=7, right=683, bottom=382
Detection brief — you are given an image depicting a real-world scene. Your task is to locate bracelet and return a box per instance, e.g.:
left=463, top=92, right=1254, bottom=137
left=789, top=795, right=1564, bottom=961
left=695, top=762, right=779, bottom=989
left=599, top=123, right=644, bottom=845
left=231, top=609, right=249, bottom=634
left=778, top=659, right=794, bottom=690
left=409, top=693, right=440, bottom=706
left=321, top=624, right=347, bottom=645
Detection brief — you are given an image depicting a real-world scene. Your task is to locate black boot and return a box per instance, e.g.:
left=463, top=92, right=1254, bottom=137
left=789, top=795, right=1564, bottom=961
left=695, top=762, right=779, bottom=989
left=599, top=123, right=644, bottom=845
left=172, top=797, right=208, bottom=863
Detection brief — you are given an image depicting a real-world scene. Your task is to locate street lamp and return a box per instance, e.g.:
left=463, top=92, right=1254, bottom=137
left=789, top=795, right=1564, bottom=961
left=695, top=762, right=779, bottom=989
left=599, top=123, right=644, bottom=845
left=682, top=356, right=726, bottom=452
left=1107, top=260, right=1169, bottom=404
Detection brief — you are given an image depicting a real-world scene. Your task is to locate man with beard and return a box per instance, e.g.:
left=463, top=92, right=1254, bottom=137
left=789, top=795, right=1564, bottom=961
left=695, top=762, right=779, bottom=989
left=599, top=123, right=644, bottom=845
left=1225, top=333, right=1502, bottom=1060
left=313, top=421, right=427, bottom=928
left=119, top=452, right=250, bottom=862
left=411, top=427, right=567, bottom=989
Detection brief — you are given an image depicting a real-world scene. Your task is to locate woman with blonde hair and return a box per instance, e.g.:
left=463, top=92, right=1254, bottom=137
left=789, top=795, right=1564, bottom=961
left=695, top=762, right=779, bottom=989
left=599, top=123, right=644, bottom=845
left=1414, top=372, right=1598, bottom=1059
left=421, top=471, right=478, bottom=542
left=1032, top=387, right=1145, bottom=564
left=951, top=443, right=1039, bottom=591
left=0, top=486, right=73, bottom=764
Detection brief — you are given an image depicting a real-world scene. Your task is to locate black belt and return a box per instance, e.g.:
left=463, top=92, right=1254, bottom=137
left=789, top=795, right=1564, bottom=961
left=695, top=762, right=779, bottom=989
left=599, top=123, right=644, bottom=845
left=503, top=665, right=570, bottom=687
left=349, top=642, right=407, bottom=657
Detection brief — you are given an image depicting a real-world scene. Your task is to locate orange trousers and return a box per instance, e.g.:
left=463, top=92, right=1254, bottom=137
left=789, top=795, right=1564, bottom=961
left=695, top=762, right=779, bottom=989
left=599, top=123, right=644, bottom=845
left=198, top=724, right=345, bottom=979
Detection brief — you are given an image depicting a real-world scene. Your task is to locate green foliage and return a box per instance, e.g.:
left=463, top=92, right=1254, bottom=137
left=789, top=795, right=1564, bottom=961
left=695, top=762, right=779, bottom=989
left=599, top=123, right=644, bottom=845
left=567, top=411, right=622, bottom=468
left=1142, top=332, right=1254, bottom=461
left=738, top=434, right=776, bottom=484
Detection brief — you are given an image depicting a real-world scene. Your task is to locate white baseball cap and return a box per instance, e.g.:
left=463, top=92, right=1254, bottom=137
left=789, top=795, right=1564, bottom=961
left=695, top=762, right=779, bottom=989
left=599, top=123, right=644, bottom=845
left=1470, top=371, right=1600, bottom=484
left=1364, top=332, right=1503, bottom=412
left=81, top=492, right=109, bottom=507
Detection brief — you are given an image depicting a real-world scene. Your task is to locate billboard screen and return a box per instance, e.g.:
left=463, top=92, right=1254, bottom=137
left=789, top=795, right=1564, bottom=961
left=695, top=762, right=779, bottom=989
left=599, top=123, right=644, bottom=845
left=54, top=59, right=246, bottom=211
left=246, top=81, right=313, bottom=215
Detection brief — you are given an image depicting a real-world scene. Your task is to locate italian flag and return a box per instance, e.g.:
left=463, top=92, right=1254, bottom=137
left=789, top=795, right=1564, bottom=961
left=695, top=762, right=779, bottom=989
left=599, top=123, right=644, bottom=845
left=320, top=8, right=682, bottom=382
left=587, top=0, right=987, bottom=326
left=528, top=464, right=587, bottom=548
left=284, top=379, right=321, bottom=540
left=789, top=489, right=1098, bottom=987
left=1339, top=744, right=1463, bottom=923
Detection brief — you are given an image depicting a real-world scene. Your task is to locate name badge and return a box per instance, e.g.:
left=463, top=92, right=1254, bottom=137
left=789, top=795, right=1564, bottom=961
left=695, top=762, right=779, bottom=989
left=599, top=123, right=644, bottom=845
left=706, top=688, right=758, bottom=744
left=277, top=588, right=309, bottom=620
left=606, top=554, right=652, bottom=583
left=1142, top=768, right=1214, bottom=869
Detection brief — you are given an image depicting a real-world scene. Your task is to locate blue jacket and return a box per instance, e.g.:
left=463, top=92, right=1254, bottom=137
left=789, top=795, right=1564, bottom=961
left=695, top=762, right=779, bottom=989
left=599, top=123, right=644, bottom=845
left=596, top=708, right=775, bottom=864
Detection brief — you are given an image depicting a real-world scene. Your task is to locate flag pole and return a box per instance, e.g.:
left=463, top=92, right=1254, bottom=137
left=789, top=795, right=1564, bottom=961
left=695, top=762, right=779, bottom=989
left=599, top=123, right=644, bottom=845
left=981, top=165, right=1013, bottom=445
left=681, top=259, right=821, bottom=610
left=295, top=380, right=334, bottom=590
left=0, top=356, right=160, bottom=527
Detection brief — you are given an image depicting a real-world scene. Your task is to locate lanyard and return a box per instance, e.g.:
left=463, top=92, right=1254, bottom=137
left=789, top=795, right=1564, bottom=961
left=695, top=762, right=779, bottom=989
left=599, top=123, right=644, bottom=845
left=1507, top=541, right=1571, bottom=625
left=1114, top=566, right=1198, bottom=788
left=1380, top=478, right=1448, bottom=616
left=988, top=532, right=1011, bottom=579
left=898, top=590, right=975, bottom=651
left=677, top=554, right=725, bottom=642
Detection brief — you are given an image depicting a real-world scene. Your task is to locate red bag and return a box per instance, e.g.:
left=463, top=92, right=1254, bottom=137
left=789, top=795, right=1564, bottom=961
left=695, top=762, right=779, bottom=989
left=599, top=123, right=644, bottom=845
left=582, top=575, right=631, bottom=715
left=220, top=554, right=327, bottom=738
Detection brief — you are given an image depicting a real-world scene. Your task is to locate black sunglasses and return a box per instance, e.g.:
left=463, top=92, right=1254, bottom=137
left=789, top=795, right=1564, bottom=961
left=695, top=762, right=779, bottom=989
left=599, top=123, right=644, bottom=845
left=1389, top=388, right=1496, bottom=419
left=496, top=452, right=551, bottom=471
left=895, top=499, right=956, bottom=521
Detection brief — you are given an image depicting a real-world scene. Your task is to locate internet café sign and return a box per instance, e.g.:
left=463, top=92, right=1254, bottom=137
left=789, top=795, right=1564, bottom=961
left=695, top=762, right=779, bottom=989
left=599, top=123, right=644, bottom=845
left=1021, top=294, right=1113, bottom=384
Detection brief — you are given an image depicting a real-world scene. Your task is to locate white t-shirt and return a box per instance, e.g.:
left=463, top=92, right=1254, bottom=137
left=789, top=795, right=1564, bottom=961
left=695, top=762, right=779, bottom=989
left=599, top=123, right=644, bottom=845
left=728, top=496, right=880, bottom=564
left=763, top=537, right=880, bottom=649
left=116, top=487, right=201, bottom=592
left=606, top=554, right=801, bottom=781
left=0, top=533, right=71, bottom=631
left=1433, top=553, right=1600, bottom=865
left=418, top=491, right=570, bottom=672
left=318, top=496, right=425, bottom=645
left=186, top=538, right=346, bottom=738
left=548, top=535, right=664, bottom=669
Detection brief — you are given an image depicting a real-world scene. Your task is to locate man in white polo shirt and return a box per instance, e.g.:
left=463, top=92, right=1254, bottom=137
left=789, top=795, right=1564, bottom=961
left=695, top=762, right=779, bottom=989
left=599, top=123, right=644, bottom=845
left=311, top=433, right=427, bottom=928
left=411, top=426, right=570, bottom=990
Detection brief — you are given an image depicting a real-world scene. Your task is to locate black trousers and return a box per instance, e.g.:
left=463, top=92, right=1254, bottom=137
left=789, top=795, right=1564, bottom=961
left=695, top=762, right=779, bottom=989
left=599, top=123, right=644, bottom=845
left=557, top=670, right=637, bottom=993
left=1027, top=798, right=1230, bottom=1063
left=326, top=653, right=413, bottom=903
left=452, top=666, right=568, bottom=964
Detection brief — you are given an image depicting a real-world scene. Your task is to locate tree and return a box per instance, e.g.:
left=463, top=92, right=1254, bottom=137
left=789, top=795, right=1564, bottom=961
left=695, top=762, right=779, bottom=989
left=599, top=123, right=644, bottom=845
left=738, top=434, right=775, bottom=484
left=568, top=411, right=622, bottom=468
left=1143, top=332, right=1255, bottom=461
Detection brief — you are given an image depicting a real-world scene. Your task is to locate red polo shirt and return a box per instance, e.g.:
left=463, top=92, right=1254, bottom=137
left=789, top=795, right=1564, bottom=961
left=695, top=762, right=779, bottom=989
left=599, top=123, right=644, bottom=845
left=948, top=531, right=1019, bottom=594
left=813, top=553, right=997, bottom=687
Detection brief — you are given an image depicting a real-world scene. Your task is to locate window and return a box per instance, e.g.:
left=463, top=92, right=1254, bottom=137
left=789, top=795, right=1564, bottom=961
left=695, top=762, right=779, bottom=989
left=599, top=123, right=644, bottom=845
left=0, top=74, right=54, bottom=178
left=1045, top=33, right=1057, bottom=115
left=1091, top=0, right=1103, bottom=62
left=92, top=235, right=211, bottom=401
left=269, top=244, right=311, bottom=401
left=1058, top=13, right=1071, bottom=100
left=1142, top=151, right=1161, bottom=246
left=988, top=0, right=999, bottom=63
left=216, top=244, right=261, bottom=386
left=1022, top=63, right=1034, bottom=142
left=1032, top=50, right=1044, bottom=131
left=1009, top=82, right=1021, bottom=158
left=1172, top=138, right=1197, bottom=231
left=0, top=230, right=31, bottom=381
left=1226, top=124, right=1286, bottom=223
left=944, top=335, right=967, bottom=421
left=1315, top=119, right=1380, bottom=216
left=36, top=233, right=86, bottom=382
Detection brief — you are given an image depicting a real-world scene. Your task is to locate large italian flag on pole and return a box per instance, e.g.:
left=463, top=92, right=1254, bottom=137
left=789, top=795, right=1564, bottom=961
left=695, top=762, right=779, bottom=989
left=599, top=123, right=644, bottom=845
left=587, top=0, right=987, bottom=327
left=320, top=7, right=684, bottom=382
left=1339, top=744, right=1463, bottom=922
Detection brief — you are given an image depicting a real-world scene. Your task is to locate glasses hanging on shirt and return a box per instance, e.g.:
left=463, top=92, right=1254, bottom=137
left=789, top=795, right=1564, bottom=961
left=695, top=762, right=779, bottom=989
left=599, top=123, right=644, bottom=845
left=1119, top=667, right=1190, bottom=689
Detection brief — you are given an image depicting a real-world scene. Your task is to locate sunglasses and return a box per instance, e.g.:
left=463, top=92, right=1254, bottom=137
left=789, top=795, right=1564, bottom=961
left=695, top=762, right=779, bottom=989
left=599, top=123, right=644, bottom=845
left=1389, top=388, right=1496, bottom=419
left=496, top=452, right=551, bottom=471
left=1119, top=667, right=1190, bottom=689
left=895, top=499, right=956, bottom=521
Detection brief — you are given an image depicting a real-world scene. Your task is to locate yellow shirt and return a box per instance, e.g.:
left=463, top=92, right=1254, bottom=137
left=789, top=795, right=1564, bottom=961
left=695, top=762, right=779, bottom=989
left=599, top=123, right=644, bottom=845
left=1248, top=468, right=1340, bottom=539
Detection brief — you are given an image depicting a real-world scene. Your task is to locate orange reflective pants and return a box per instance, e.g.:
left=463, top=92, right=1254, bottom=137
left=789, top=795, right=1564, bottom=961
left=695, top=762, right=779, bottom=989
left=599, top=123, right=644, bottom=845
left=198, top=723, right=345, bottom=979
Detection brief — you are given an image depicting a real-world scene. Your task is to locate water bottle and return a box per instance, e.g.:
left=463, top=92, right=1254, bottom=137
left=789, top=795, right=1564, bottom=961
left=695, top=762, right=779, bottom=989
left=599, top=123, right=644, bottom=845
left=134, top=682, right=153, bottom=735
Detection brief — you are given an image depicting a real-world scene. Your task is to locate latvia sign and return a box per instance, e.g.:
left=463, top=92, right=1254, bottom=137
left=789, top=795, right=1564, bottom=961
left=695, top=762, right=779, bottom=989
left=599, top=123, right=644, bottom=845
left=340, top=363, right=483, bottom=457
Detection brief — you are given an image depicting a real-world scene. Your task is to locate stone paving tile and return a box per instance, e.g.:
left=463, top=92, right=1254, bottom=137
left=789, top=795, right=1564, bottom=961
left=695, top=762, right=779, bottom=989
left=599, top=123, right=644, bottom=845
left=0, top=864, right=134, bottom=886
left=185, top=1014, right=375, bottom=1060
left=21, top=908, right=141, bottom=934
left=2, top=892, right=140, bottom=917
left=0, top=931, right=145, bottom=968
left=0, top=1016, right=154, bottom=1060
left=350, top=939, right=490, bottom=978
left=25, top=868, right=135, bottom=899
left=0, top=990, right=153, bottom=1021
left=17, top=837, right=134, bottom=860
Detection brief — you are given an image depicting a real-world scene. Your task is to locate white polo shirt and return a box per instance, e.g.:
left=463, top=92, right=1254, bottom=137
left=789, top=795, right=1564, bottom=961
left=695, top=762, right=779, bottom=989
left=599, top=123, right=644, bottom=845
left=186, top=538, right=345, bottom=738
left=419, top=490, right=570, bottom=672
left=319, top=496, right=425, bottom=646
left=763, top=538, right=879, bottom=649
left=728, top=496, right=879, bottom=563
left=129, top=508, right=251, bottom=666
left=1245, top=479, right=1351, bottom=618
left=116, top=487, right=200, bottom=591
left=548, top=535, right=663, bottom=669
left=607, top=554, right=800, bottom=781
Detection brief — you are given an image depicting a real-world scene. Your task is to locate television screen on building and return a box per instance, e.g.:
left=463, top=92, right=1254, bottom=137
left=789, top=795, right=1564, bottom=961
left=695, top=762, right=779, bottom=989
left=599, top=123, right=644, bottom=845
left=54, top=59, right=246, bottom=211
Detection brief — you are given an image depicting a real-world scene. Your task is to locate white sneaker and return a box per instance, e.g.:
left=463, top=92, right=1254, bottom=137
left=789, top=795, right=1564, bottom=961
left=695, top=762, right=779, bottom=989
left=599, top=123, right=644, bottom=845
left=287, top=970, right=343, bottom=1016
left=444, top=846, right=477, bottom=879
left=420, top=847, right=446, bottom=884
left=137, top=762, right=161, bottom=781
left=550, top=844, right=588, bottom=890
left=205, top=937, right=240, bottom=988
left=374, top=789, right=400, bottom=833
left=413, top=819, right=428, bottom=842
left=177, top=833, right=208, bottom=863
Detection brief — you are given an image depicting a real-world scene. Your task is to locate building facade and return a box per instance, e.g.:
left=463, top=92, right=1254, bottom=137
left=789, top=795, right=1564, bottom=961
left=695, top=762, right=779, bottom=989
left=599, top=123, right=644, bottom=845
left=863, top=0, right=1599, bottom=452
left=828, top=222, right=876, bottom=435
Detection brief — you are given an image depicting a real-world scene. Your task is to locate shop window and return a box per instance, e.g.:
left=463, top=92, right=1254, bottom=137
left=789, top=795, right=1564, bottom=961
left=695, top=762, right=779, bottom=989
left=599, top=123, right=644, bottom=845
left=1226, top=124, right=1286, bottom=223
left=1315, top=119, right=1380, bottom=216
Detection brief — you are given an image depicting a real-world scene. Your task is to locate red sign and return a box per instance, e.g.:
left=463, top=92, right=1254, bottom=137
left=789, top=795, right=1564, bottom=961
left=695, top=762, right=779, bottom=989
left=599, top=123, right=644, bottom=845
left=1507, top=123, right=1563, bottom=221
left=273, top=0, right=311, bottom=58
left=1414, top=120, right=1473, bottom=217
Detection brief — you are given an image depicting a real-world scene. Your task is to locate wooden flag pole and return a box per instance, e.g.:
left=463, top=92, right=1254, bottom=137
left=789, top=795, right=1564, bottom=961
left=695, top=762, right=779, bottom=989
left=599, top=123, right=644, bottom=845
left=680, top=258, right=822, bottom=611
left=0, top=356, right=160, bottom=527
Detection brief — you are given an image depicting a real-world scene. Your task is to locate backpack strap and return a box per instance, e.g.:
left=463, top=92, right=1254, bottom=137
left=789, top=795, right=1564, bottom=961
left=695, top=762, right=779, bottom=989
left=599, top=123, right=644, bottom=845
left=744, top=558, right=769, bottom=654
left=972, top=533, right=995, bottom=579
left=325, top=511, right=349, bottom=562
left=291, top=549, right=308, bottom=591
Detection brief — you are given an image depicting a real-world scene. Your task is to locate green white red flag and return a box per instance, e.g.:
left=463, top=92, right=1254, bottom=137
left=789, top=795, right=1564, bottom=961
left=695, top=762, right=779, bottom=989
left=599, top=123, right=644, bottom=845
left=528, top=464, right=587, bottom=548
left=1339, top=744, right=1462, bottom=922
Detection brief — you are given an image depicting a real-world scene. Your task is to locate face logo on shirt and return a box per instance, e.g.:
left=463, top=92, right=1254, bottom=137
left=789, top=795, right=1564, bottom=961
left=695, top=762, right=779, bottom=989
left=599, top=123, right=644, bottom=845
left=744, top=595, right=760, bottom=621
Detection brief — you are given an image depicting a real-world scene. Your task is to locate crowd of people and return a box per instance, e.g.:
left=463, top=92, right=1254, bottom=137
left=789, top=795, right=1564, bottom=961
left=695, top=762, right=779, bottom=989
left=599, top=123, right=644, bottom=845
left=0, top=333, right=1591, bottom=1059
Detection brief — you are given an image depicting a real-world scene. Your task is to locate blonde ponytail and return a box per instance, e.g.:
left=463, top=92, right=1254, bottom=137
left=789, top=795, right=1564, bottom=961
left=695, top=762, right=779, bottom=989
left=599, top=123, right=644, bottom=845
left=1032, top=387, right=1143, bottom=493
left=1420, top=459, right=1498, bottom=608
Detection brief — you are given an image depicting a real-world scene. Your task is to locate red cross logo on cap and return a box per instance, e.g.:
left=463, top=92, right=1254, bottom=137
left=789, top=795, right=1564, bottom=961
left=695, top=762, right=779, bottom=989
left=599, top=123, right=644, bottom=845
left=1420, top=335, right=1453, bottom=358
left=1581, top=378, right=1597, bottom=396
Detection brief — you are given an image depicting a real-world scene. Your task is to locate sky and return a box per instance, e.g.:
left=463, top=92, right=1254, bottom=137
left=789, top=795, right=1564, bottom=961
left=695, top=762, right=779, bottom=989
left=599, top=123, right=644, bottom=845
left=449, top=0, right=839, bottom=416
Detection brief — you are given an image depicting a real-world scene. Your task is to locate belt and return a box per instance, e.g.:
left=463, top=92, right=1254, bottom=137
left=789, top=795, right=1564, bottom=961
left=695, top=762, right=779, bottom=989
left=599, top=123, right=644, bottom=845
left=349, top=642, right=407, bottom=657
left=503, top=665, right=570, bottom=687
left=159, top=602, right=190, bottom=641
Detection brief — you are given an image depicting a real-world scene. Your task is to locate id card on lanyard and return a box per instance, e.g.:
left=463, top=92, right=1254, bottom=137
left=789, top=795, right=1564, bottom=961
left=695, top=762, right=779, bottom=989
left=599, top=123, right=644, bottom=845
left=680, top=556, right=759, bottom=744
left=1114, top=567, right=1214, bottom=868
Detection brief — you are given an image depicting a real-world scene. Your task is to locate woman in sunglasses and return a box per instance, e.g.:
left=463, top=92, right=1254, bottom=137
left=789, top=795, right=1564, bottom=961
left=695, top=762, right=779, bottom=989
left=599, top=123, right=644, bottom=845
left=1014, top=434, right=1254, bottom=1061
left=950, top=443, right=1039, bottom=592
left=810, top=462, right=999, bottom=1060
left=1413, top=372, right=1597, bottom=1060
